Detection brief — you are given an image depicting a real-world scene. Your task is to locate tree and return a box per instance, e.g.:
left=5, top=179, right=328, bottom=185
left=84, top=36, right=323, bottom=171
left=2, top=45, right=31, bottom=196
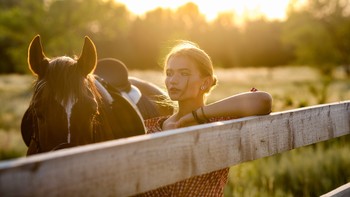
left=0, top=0, right=132, bottom=73
left=241, top=18, right=293, bottom=67
left=283, top=0, right=350, bottom=77
left=126, top=3, right=209, bottom=70
left=0, top=0, right=47, bottom=73
left=127, top=8, right=176, bottom=69
left=204, top=13, right=241, bottom=68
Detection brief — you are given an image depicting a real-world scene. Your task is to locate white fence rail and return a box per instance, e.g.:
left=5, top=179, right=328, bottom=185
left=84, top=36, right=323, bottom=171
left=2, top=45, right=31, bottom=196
left=0, top=101, right=349, bottom=197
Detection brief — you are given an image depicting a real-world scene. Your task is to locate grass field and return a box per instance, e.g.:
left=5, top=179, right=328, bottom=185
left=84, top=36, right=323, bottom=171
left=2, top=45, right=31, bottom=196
left=0, top=66, right=349, bottom=196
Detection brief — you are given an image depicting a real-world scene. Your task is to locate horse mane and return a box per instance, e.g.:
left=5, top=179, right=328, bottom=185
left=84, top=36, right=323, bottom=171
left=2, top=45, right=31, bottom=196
left=31, top=56, right=101, bottom=108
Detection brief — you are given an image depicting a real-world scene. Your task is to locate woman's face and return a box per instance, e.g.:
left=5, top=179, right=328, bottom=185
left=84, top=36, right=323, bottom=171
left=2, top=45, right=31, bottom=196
left=165, top=55, right=205, bottom=101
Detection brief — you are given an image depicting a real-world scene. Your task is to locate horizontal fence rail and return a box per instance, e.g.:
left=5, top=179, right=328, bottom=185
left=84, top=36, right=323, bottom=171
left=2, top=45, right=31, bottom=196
left=321, top=182, right=350, bottom=197
left=0, top=101, right=349, bottom=197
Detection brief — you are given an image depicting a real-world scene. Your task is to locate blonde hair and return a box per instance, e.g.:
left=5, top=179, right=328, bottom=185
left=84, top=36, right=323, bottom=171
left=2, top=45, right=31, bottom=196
left=164, top=40, right=218, bottom=95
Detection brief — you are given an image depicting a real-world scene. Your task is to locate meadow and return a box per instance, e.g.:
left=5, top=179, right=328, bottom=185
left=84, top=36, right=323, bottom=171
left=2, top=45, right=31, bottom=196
left=0, top=66, right=349, bottom=196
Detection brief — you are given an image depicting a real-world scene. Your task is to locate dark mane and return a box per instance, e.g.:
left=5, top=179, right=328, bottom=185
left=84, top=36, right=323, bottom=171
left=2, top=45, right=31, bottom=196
left=31, top=56, right=102, bottom=112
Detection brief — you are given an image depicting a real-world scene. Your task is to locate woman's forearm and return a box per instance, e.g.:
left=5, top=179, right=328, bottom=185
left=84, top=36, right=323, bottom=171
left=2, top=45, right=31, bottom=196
left=177, top=91, right=272, bottom=127
left=205, top=91, right=272, bottom=118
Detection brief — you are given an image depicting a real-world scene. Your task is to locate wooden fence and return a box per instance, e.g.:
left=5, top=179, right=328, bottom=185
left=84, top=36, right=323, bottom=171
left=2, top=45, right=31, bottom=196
left=0, top=101, right=349, bottom=197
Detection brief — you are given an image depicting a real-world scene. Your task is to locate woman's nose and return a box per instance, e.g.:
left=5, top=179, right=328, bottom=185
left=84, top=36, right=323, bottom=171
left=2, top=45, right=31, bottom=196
left=168, top=75, right=179, bottom=84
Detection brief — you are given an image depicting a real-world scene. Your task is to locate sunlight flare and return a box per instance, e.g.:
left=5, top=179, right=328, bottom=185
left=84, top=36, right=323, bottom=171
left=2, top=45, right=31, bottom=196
left=114, top=0, right=291, bottom=22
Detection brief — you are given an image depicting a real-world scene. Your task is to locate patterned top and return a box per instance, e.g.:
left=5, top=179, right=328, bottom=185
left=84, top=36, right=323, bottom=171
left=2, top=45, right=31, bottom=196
left=134, top=116, right=234, bottom=197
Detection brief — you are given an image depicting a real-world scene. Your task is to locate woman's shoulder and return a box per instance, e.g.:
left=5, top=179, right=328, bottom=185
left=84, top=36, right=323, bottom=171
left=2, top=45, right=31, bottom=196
left=145, top=116, right=170, bottom=134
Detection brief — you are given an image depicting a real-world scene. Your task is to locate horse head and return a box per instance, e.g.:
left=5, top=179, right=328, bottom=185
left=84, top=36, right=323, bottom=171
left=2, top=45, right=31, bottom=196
left=22, top=35, right=145, bottom=155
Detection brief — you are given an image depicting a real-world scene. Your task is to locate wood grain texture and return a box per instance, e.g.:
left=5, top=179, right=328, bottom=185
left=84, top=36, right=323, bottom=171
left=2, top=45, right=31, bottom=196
left=321, top=182, right=350, bottom=197
left=0, top=101, right=349, bottom=197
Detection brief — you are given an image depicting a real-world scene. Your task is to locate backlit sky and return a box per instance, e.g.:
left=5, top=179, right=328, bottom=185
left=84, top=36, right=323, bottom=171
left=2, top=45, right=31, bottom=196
left=115, top=0, right=293, bottom=22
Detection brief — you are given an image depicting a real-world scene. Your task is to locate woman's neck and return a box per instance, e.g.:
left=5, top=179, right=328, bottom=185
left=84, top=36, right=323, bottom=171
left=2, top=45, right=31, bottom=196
left=176, top=99, right=204, bottom=119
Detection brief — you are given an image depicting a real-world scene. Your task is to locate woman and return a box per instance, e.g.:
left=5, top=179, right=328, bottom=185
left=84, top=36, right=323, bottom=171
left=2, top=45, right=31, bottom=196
left=136, top=41, right=272, bottom=196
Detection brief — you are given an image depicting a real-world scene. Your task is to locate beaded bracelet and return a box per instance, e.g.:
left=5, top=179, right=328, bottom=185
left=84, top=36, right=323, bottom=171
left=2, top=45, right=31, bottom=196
left=192, top=107, right=209, bottom=124
left=192, top=110, right=203, bottom=124
left=200, top=106, right=209, bottom=123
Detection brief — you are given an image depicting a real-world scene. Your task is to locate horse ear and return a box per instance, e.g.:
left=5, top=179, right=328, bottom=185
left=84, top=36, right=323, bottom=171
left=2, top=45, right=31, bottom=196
left=77, top=36, right=97, bottom=76
left=28, top=35, right=49, bottom=77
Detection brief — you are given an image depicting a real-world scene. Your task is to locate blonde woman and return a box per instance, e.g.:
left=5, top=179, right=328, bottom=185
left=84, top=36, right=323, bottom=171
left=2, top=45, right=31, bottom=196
left=136, top=41, right=272, bottom=196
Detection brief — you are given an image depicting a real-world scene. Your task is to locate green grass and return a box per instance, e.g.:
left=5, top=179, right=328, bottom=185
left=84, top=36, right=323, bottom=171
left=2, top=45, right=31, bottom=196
left=0, top=74, right=34, bottom=159
left=0, top=66, right=349, bottom=196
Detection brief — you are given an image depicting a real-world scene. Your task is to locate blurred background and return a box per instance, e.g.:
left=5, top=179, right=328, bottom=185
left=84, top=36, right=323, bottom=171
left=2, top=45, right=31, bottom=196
left=0, top=0, right=349, bottom=196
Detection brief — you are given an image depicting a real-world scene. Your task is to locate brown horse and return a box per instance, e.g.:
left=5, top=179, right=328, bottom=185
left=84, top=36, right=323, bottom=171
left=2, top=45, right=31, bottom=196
left=21, top=35, right=148, bottom=155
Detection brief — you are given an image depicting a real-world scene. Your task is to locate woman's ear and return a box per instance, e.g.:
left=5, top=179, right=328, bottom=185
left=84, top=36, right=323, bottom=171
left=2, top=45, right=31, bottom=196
left=203, top=76, right=213, bottom=89
left=202, top=77, right=212, bottom=90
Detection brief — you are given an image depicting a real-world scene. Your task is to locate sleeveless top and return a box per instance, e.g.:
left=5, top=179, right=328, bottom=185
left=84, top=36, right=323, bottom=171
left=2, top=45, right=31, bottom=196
left=134, top=116, right=234, bottom=197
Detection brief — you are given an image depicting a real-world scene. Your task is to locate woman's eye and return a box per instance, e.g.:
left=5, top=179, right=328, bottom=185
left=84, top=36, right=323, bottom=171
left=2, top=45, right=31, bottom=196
left=181, top=72, right=190, bottom=76
left=166, top=71, right=173, bottom=77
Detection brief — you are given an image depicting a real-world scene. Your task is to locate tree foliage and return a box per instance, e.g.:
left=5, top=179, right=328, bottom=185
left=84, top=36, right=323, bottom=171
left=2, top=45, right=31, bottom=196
left=283, top=0, right=350, bottom=76
left=1, top=0, right=350, bottom=76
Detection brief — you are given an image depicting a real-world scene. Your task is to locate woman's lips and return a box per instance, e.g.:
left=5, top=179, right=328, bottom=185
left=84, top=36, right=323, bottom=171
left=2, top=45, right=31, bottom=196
left=168, top=87, right=181, bottom=94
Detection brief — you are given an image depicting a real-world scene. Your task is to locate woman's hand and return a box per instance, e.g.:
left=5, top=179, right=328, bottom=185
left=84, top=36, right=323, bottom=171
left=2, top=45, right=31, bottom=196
left=176, top=113, right=198, bottom=128
left=162, top=121, right=177, bottom=130
left=250, top=87, right=258, bottom=92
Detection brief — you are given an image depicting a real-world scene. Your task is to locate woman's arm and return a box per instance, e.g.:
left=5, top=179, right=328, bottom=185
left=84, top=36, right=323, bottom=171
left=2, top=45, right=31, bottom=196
left=177, top=91, right=272, bottom=127
left=206, top=91, right=272, bottom=118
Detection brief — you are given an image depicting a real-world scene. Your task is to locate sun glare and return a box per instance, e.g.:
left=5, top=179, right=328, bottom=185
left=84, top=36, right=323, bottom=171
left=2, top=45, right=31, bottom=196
left=115, top=0, right=291, bottom=22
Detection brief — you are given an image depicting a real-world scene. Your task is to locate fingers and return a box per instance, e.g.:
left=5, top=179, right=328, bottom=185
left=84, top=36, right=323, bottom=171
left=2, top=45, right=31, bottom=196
left=250, top=87, right=258, bottom=92
left=176, top=118, right=197, bottom=128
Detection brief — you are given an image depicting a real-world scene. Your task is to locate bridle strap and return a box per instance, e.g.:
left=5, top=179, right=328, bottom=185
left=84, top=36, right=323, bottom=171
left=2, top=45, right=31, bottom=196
left=51, top=142, right=76, bottom=151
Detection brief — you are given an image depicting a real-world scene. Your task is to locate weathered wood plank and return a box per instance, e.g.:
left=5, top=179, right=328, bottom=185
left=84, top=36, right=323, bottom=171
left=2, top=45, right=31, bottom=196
left=0, top=101, right=349, bottom=197
left=321, top=182, right=350, bottom=197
